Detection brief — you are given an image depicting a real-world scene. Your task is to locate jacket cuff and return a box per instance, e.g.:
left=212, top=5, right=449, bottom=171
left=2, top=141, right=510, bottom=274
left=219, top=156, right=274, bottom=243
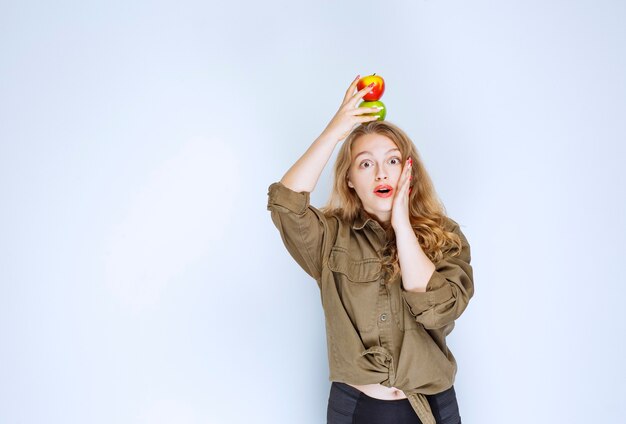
left=401, top=271, right=454, bottom=315
left=267, top=182, right=310, bottom=215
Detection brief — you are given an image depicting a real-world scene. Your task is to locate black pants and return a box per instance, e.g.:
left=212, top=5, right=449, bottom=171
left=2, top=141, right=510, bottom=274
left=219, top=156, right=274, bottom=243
left=327, top=382, right=461, bottom=424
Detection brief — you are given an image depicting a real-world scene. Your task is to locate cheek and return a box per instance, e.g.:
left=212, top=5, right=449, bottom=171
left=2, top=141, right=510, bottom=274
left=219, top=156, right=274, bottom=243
left=348, top=171, right=364, bottom=190
left=392, top=167, right=403, bottom=184
left=352, top=179, right=366, bottom=194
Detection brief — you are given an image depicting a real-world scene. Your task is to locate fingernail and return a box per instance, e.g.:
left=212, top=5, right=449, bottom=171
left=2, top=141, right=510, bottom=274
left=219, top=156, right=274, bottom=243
left=356, top=74, right=360, bottom=80
left=368, top=82, right=375, bottom=87
left=409, top=187, right=413, bottom=194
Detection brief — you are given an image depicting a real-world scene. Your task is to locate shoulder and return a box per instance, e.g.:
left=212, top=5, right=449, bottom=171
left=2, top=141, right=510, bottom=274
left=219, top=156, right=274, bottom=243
left=322, top=209, right=352, bottom=231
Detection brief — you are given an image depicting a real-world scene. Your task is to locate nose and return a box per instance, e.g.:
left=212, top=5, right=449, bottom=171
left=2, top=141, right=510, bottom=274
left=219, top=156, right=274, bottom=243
left=375, top=169, right=388, bottom=181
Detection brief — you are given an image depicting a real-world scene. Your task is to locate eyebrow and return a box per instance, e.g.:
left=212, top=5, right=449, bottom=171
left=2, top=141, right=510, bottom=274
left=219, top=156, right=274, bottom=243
left=353, top=148, right=401, bottom=161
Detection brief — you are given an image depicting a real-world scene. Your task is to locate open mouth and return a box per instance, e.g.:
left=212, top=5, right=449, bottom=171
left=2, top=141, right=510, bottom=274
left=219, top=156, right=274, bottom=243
left=374, top=185, right=393, bottom=198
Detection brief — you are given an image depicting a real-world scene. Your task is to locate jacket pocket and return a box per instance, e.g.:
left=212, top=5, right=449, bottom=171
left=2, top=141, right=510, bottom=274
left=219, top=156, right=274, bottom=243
left=328, top=248, right=382, bottom=332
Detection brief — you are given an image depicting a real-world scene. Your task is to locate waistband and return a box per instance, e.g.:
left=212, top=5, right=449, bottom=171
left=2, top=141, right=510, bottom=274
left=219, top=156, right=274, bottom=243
left=332, top=381, right=437, bottom=424
left=358, top=347, right=438, bottom=424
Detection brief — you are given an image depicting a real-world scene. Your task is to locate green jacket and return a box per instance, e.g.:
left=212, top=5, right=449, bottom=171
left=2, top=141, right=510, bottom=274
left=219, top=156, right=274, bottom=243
left=267, top=181, right=474, bottom=424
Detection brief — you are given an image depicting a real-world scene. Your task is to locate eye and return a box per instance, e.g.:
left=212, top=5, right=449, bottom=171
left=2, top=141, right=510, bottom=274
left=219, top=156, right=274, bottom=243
left=389, top=157, right=401, bottom=165
left=359, top=160, right=374, bottom=169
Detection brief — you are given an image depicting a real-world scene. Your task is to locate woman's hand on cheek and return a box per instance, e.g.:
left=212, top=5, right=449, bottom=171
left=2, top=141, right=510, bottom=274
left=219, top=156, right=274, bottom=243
left=391, top=158, right=412, bottom=230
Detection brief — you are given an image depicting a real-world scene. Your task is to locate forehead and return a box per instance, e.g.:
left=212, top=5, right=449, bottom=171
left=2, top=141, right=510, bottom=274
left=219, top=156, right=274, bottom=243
left=351, top=133, right=398, bottom=156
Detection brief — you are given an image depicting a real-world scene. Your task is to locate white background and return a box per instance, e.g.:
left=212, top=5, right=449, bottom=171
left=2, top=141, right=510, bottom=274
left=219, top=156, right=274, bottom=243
left=1, top=1, right=625, bottom=423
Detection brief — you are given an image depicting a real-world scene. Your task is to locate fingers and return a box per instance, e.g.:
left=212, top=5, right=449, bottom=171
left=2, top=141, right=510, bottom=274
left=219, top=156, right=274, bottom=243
left=351, top=104, right=382, bottom=123
left=405, top=158, right=413, bottom=194
left=405, top=157, right=413, bottom=183
left=350, top=83, right=376, bottom=106
left=390, top=159, right=413, bottom=225
left=342, top=75, right=361, bottom=105
left=350, top=106, right=383, bottom=116
left=398, top=158, right=412, bottom=194
left=355, top=115, right=381, bottom=123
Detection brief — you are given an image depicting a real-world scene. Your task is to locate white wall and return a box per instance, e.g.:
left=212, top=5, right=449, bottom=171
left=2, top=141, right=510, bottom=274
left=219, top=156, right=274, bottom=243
left=1, top=1, right=625, bottom=423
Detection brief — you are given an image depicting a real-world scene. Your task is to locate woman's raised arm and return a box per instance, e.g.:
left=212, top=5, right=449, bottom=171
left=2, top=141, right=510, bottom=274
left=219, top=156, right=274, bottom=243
left=280, top=76, right=382, bottom=193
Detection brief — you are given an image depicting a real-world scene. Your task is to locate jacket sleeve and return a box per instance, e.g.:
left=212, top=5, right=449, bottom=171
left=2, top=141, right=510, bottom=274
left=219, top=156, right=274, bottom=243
left=401, top=221, right=474, bottom=330
left=267, top=181, right=337, bottom=281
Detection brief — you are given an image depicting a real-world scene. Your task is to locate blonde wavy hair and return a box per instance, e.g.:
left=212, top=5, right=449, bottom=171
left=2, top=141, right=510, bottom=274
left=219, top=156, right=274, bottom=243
left=321, top=120, right=463, bottom=281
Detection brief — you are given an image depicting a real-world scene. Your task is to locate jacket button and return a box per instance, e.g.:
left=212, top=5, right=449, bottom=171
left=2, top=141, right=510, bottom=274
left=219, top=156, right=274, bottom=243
left=380, top=313, right=388, bottom=322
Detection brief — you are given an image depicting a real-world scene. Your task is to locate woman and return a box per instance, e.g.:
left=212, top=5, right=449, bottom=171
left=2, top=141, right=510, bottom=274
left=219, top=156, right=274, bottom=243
left=267, top=75, right=474, bottom=424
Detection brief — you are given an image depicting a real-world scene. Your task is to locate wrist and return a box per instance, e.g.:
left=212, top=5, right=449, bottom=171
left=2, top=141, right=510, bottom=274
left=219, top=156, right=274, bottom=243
left=391, top=218, right=413, bottom=234
left=318, top=129, right=343, bottom=145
